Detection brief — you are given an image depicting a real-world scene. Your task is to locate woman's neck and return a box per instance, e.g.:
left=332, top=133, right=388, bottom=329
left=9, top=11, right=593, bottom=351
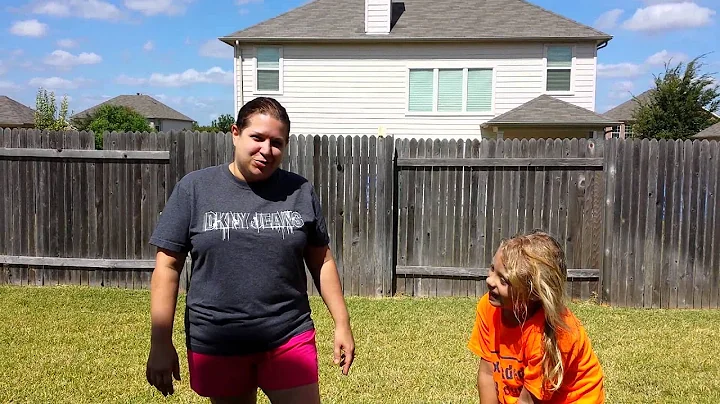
left=501, top=301, right=542, bottom=327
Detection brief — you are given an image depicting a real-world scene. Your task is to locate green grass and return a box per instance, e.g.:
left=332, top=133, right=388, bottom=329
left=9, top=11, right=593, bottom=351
left=0, top=286, right=719, bottom=403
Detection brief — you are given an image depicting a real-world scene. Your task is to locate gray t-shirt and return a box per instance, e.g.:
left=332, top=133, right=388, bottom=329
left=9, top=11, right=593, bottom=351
left=149, top=164, right=329, bottom=356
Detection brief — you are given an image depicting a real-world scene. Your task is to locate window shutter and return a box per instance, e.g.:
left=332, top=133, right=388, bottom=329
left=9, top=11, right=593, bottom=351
left=547, top=46, right=572, bottom=68
left=437, top=69, right=463, bottom=112
left=467, top=69, right=492, bottom=112
left=546, top=70, right=571, bottom=92
left=409, top=69, right=434, bottom=112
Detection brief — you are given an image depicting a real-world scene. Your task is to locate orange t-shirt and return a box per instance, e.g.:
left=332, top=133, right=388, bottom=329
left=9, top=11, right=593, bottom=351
left=468, top=293, right=605, bottom=404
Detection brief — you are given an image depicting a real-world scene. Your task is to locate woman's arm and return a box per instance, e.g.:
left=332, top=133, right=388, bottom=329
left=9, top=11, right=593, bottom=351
left=146, top=248, right=186, bottom=396
left=305, top=244, right=355, bottom=375
left=477, top=359, right=500, bottom=404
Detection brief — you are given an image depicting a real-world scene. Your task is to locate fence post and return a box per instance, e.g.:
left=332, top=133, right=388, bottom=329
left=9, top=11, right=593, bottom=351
left=601, top=138, right=617, bottom=304
left=376, top=135, right=396, bottom=296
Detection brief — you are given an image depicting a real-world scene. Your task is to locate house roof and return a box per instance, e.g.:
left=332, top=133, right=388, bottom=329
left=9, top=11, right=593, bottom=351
left=220, top=0, right=612, bottom=44
left=0, top=95, right=35, bottom=126
left=601, top=90, right=654, bottom=123
left=71, top=94, right=194, bottom=122
left=691, top=122, right=720, bottom=139
left=483, top=95, right=619, bottom=127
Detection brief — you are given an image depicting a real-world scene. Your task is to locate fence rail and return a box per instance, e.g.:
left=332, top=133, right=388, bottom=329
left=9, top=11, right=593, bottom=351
left=1, top=128, right=719, bottom=308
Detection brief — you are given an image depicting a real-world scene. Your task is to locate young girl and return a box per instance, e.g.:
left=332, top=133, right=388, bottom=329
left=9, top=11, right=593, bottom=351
left=145, top=97, right=354, bottom=404
left=468, top=231, right=604, bottom=404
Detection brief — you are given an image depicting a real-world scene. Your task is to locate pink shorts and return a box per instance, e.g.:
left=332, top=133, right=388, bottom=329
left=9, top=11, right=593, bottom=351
left=187, top=329, right=318, bottom=397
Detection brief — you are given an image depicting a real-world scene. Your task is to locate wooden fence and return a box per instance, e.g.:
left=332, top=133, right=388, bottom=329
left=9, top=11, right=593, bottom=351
left=1, top=128, right=719, bottom=308
left=0, top=128, right=395, bottom=297
left=603, top=138, right=720, bottom=309
left=394, top=138, right=604, bottom=300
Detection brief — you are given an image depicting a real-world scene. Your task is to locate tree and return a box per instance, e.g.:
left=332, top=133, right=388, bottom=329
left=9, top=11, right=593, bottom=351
left=192, top=122, right=220, bottom=133
left=73, top=104, right=154, bottom=149
left=212, top=114, right=235, bottom=133
left=632, top=56, right=720, bottom=140
left=34, top=88, right=72, bottom=130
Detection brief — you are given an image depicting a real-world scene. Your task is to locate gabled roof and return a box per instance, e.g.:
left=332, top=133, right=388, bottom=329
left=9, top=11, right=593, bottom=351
left=71, top=94, right=194, bottom=122
left=483, top=95, right=619, bottom=127
left=691, top=122, right=720, bottom=139
left=0, top=95, right=35, bottom=126
left=220, top=0, right=612, bottom=43
left=602, top=90, right=654, bottom=123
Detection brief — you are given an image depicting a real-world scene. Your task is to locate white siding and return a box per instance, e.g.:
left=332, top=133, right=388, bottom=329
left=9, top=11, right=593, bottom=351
left=237, top=42, right=599, bottom=139
left=365, top=0, right=391, bottom=34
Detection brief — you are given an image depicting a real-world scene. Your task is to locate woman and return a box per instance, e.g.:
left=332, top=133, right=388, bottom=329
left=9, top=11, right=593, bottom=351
left=145, top=97, right=355, bottom=404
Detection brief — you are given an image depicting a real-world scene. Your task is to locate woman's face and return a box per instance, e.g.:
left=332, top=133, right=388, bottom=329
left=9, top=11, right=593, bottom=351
left=230, top=113, right=287, bottom=182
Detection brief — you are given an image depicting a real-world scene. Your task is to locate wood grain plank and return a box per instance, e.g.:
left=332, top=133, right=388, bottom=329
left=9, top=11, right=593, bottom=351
left=694, top=140, right=710, bottom=308
left=709, top=141, right=720, bottom=309
left=686, top=140, right=704, bottom=308
left=678, top=140, right=695, bottom=308
left=438, top=140, right=454, bottom=297
left=665, top=140, right=683, bottom=308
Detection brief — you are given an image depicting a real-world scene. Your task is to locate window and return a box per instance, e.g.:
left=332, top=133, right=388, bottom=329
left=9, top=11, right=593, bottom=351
left=408, top=68, right=493, bottom=113
left=610, top=125, right=621, bottom=138
left=256, top=47, right=281, bottom=93
left=625, top=124, right=634, bottom=137
left=546, top=46, right=572, bottom=92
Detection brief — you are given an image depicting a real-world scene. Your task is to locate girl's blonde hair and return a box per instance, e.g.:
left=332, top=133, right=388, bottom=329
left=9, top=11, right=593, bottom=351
left=498, top=230, right=569, bottom=392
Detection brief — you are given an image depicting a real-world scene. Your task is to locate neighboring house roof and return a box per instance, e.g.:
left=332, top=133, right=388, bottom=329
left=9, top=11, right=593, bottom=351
left=0, top=95, right=35, bottom=127
left=483, top=95, right=619, bottom=127
left=220, top=0, right=612, bottom=43
left=603, top=89, right=720, bottom=124
left=601, top=90, right=654, bottom=123
left=691, top=122, right=720, bottom=139
left=71, top=94, right=194, bottom=122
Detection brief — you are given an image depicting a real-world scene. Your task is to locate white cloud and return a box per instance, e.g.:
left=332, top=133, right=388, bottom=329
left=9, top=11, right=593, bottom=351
left=28, top=76, right=92, bottom=90
left=594, top=9, right=624, bottom=31
left=117, top=67, right=232, bottom=87
left=57, top=38, right=78, bottom=48
left=199, top=39, right=231, bottom=58
left=641, top=0, right=687, bottom=4
left=645, top=50, right=689, bottom=66
left=123, top=0, right=193, bottom=16
left=9, top=19, right=48, bottom=37
left=143, top=40, right=154, bottom=51
left=622, top=2, right=716, bottom=32
left=609, top=81, right=636, bottom=99
left=598, top=63, right=645, bottom=78
left=44, top=50, right=102, bottom=68
left=33, top=0, right=123, bottom=20
left=154, top=94, right=211, bottom=109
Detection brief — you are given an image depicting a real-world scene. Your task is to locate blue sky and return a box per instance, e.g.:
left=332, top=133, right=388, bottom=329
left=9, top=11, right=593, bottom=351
left=0, top=0, right=717, bottom=125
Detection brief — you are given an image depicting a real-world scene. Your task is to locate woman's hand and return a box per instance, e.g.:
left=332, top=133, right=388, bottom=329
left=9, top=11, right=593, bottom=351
left=146, top=340, right=181, bottom=396
left=333, top=323, right=355, bottom=375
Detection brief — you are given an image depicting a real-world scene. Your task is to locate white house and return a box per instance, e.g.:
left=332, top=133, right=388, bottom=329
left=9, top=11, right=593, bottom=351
left=219, top=0, right=617, bottom=139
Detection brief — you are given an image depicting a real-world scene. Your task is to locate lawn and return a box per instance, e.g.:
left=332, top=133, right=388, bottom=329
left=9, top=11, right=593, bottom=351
left=1, top=286, right=719, bottom=403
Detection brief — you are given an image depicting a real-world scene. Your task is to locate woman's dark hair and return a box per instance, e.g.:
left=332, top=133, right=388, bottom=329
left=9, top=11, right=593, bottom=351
left=235, top=97, right=290, bottom=139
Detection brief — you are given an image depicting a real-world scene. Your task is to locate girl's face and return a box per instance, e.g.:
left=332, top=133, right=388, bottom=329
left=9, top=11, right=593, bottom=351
left=486, top=251, right=515, bottom=310
left=230, top=113, right=287, bottom=182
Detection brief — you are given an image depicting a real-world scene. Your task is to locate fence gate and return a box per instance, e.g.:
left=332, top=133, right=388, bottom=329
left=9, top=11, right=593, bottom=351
left=393, top=138, right=605, bottom=299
